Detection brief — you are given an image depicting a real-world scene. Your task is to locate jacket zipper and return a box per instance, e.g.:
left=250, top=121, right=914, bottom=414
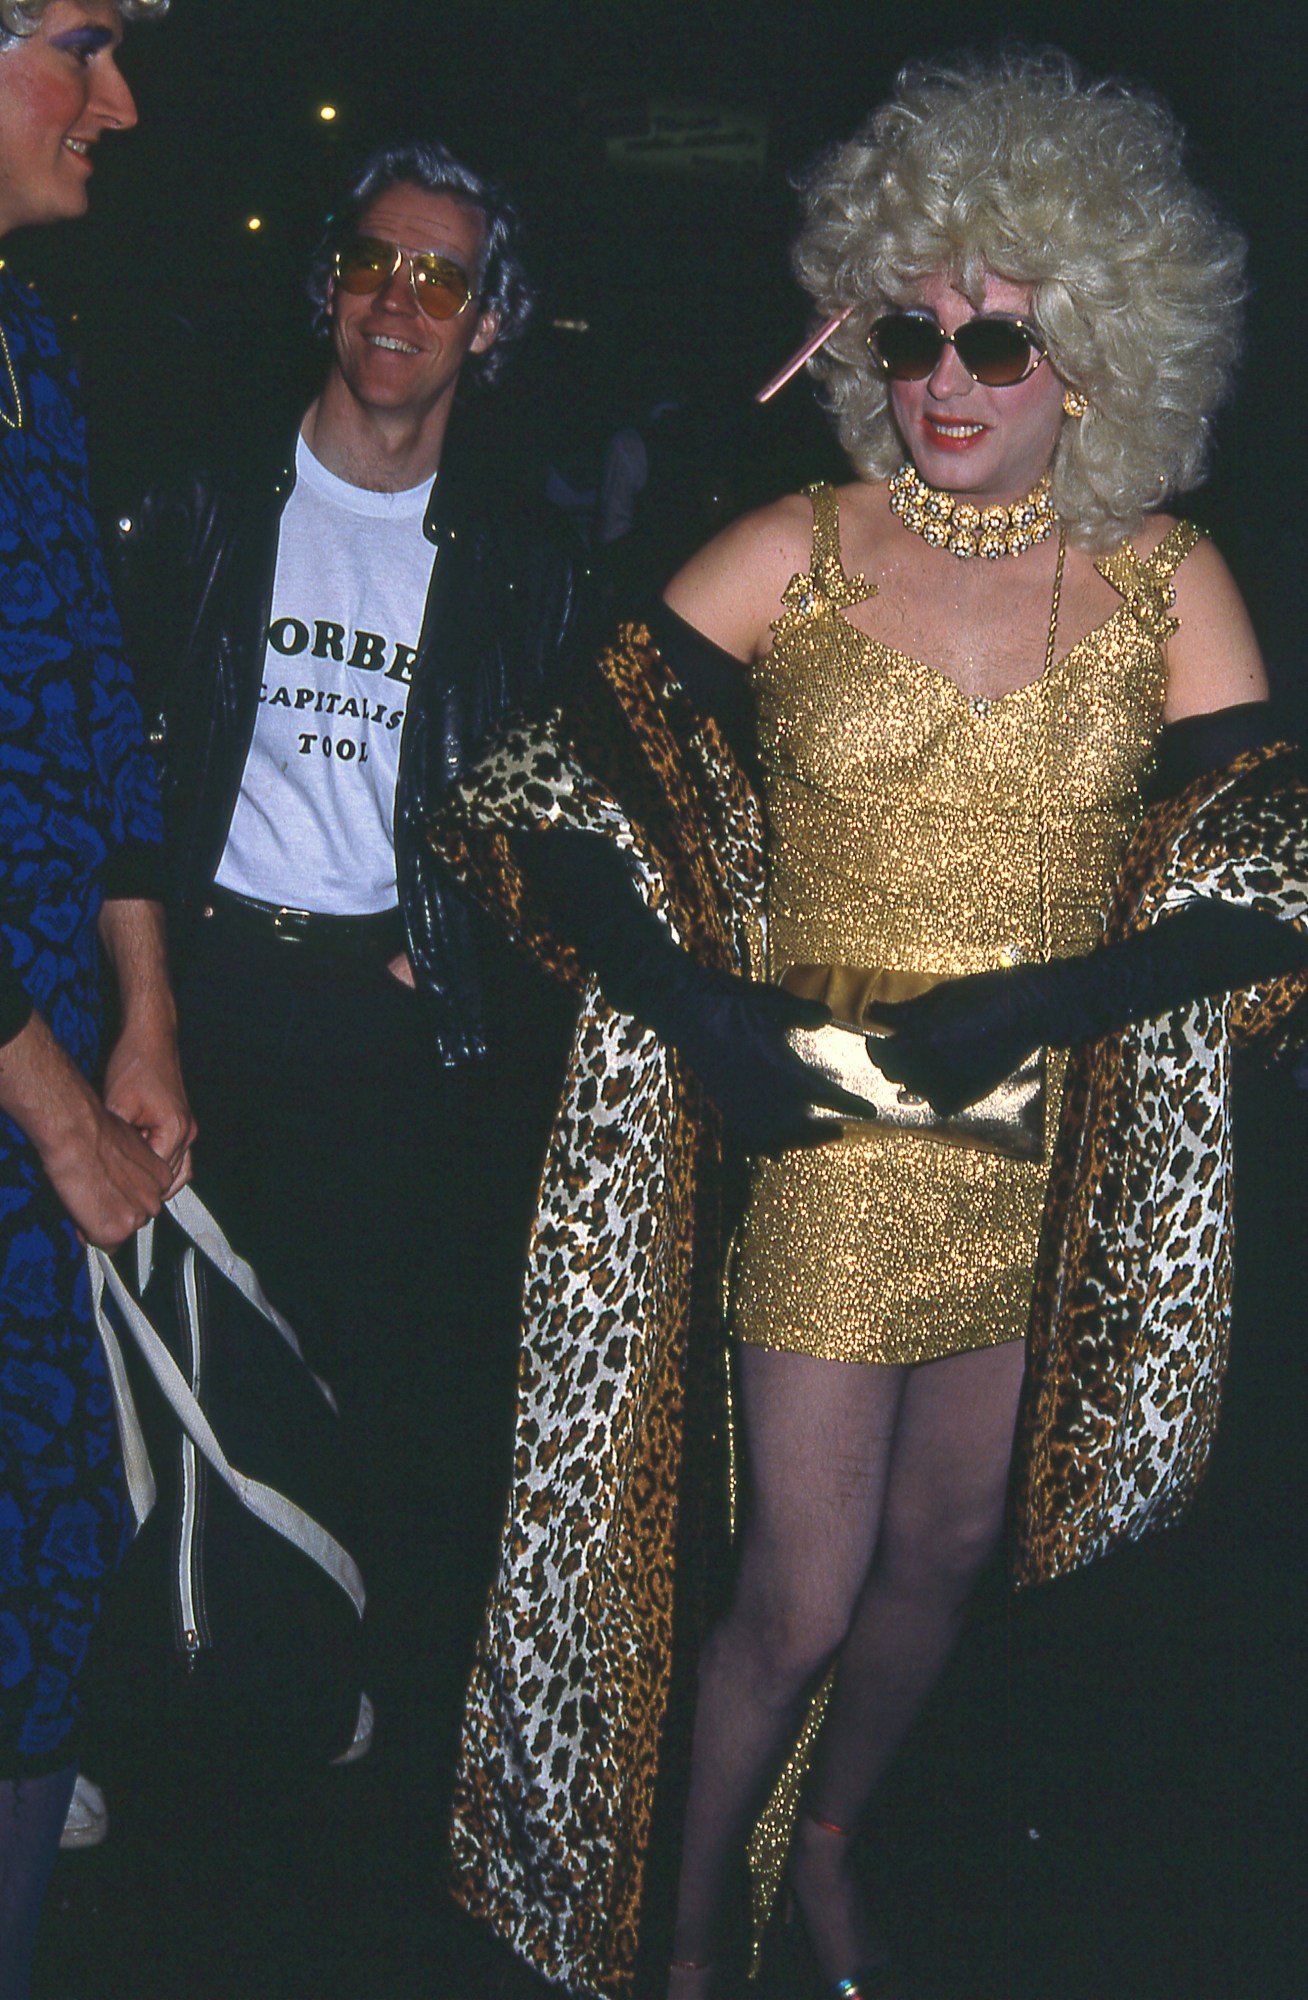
left=174, top=1245, right=210, bottom=1666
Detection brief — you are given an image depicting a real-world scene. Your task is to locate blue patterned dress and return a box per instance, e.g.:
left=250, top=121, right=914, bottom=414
left=0, top=270, right=162, bottom=1774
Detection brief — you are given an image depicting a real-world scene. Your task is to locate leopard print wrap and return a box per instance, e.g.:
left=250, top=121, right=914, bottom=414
left=426, top=626, right=764, bottom=1997
left=1012, top=746, right=1308, bottom=1588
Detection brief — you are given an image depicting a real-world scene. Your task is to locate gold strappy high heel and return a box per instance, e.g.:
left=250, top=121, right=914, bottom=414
left=798, top=1812, right=905, bottom=2000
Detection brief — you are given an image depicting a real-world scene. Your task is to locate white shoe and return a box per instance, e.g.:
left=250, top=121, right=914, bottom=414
left=59, top=1772, right=108, bottom=1850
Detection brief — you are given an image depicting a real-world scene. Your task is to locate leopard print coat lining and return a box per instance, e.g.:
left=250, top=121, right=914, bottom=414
left=428, top=626, right=762, bottom=1996
left=1012, top=745, right=1308, bottom=1586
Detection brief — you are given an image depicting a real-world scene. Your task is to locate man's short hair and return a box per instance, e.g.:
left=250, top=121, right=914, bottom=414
left=307, top=140, right=534, bottom=391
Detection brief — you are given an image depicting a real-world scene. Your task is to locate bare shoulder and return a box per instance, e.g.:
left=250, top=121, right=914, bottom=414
left=1136, top=517, right=1271, bottom=720
left=662, top=490, right=821, bottom=663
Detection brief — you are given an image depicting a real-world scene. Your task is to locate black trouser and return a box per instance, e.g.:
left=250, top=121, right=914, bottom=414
left=175, top=918, right=526, bottom=1792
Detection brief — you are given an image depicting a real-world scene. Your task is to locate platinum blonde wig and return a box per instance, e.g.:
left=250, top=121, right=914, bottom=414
left=1, top=0, right=167, bottom=41
left=793, top=52, right=1247, bottom=549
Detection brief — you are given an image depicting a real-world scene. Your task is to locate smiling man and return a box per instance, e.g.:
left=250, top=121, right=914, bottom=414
left=111, top=140, right=593, bottom=1882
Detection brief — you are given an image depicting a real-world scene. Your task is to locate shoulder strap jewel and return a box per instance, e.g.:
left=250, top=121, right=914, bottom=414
left=1094, top=522, right=1203, bottom=643
left=774, top=483, right=875, bottom=631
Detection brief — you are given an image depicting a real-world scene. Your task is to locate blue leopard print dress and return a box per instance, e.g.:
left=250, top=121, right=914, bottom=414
left=0, top=270, right=161, bottom=1774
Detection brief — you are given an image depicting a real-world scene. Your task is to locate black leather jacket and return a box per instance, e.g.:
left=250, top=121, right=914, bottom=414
left=115, top=437, right=596, bottom=1062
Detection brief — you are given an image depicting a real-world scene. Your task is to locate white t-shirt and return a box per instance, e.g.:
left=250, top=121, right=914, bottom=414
left=215, top=434, right=437, bottom=913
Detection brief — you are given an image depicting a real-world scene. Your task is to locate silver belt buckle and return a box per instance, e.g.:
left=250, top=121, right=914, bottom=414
left=271, top=904, right=313, bottom=941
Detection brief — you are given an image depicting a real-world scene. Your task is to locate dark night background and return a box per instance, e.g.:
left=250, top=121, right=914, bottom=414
left=19, top=2, right=1308, bottom=1995
left=11, top=0, right=1308, bottom=728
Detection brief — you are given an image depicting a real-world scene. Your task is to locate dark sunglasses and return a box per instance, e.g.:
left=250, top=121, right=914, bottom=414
left=333, top=236, right=477, bottom=321
left=867, top=311, right=1046, bottom=387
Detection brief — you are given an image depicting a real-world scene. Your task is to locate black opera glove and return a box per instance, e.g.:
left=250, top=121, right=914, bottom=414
left=530, top=829, right=863, bottom=1153
left=645, top=599, right=760, bottom=778
left=865, top=901, right=1308, bottom=1117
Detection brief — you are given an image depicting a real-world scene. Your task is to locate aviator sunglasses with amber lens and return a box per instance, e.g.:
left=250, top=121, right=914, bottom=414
left=867, top=311, right=1046, bottom=387
left=334, top=235, right=477, bottom=321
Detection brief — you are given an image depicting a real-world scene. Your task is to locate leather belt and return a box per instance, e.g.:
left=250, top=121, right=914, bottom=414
left=201, top=887, right=405, bottom=960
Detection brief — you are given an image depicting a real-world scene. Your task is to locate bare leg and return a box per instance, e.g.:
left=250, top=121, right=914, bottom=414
left=0, top=1765, right=77, bottom=2000
left=791, top=1338, right=1026, bottom=1980
left=668, top=1348, right=911, bottom=1981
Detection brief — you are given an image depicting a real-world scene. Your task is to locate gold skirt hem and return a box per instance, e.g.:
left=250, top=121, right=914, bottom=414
left=727, top=1124, right=1047, bottom=1368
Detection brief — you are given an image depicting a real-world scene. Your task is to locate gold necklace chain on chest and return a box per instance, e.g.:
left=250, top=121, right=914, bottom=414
left=0, top=320, right=23, bottom=433
left=889, top=462, right=1054, bottom=559
left=965, top=524, right=1066, bottom=718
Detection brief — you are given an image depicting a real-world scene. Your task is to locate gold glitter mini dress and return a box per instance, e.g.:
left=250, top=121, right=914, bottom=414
left=731, top=484, right=1198, bottom=1366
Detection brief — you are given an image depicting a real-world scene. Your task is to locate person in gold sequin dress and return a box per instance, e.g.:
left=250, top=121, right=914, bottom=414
left=652, top=54, right=1282, bottom=2000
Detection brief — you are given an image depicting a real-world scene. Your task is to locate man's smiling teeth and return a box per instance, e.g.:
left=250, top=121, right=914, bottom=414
left=368, top=333, right=420, bottom=354
left=63, top=139, right=90, bottom=156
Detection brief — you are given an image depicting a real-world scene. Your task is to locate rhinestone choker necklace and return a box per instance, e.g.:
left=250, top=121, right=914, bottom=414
left=888, top=462, right=1054, bottom=559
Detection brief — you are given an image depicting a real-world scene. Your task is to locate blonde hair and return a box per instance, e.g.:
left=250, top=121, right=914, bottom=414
left=1, top=0, right=167, bottom=37
left=792, top=51, right=1247, bottom=550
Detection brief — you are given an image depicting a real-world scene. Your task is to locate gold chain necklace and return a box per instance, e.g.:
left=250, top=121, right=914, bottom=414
left=889, top=461, right=1054, bottom=559
left=1036, top=529, right=1066, bottom=960
left=0, top=321, right=23, bottom=433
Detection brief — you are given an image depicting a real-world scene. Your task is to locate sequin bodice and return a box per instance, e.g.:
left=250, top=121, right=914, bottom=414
left=752, top=484, right=1193, bottom=982
left=733, top=483, right=1197, bottom=1367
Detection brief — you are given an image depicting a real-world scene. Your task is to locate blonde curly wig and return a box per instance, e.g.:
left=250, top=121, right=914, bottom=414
left=793, top=51, right=1247, bottom=550
left=1, top=0, right=167, bottom=42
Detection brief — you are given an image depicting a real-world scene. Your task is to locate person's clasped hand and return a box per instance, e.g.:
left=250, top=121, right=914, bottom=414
left=632, top=956, right=870, bottom=1155
left=863, top=964, right=1048, bottom=1116
left=530, top=826, right=866, bottom=1154
left=865, top=902, right=1308, bottom=1116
